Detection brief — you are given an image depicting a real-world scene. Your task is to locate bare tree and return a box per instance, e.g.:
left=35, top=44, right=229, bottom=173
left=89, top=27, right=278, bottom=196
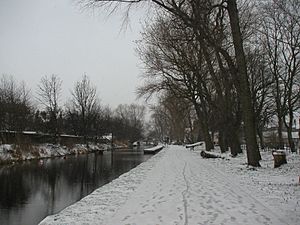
left=81, top=0, right=261, bottom=165
left=136, top=14, right=245, bottom=154
left=136, top=15, right=216, bottom=150
left=260, top=0, right=300, bottom=152
left=149, top=104, right=171, bottom=143
left=70, top=74, right=100, bottom=145
left=278, top=0, right=300, bottom=152
left=0, top=75, right=33, bottom=132
left=114, top=103, right=146, bottom=142
left=153, top=93, right=193, bottom=144
left=246, top=48, right=275, bottom=149
left=37, top=74, right=62, bottom=139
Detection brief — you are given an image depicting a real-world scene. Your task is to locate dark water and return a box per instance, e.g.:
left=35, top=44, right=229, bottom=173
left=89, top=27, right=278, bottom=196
left=0, top=149, right=151, bottom=225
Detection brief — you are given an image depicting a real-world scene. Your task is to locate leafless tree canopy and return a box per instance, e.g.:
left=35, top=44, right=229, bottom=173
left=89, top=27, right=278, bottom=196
left=1, top=73, right=147, bottom=144
left=37, top=74, right=62, bottom=114
left=0, top=75, right=32, bottom=131
left=78, top=0, right=264, bottom=165
left=36, top=74, right=62, bottom=136
left=1, top=0, right=299, bottom=163
left=71, top=74, right=98, bottom=117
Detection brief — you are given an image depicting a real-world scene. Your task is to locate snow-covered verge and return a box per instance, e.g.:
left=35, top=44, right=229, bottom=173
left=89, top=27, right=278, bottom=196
left=40, top=146, right=299, bottom=225
left=206, top=149, right=300, bottom=225
left=39, top=149, right=166, bottom=225
left=0, top=143, right=110, bottom=164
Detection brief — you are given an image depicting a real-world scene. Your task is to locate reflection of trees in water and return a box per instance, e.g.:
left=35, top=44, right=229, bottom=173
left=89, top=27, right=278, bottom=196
left=112, top=151, right=145, bottom=174
left=0, top=150, right=150, bottom=224
left=0, top=166, right=31, bottom=208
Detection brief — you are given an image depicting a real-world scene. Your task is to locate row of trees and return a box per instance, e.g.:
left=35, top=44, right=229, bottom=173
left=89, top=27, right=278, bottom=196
left=0, top=74, right=146, bottom=144
left=84, top=0, right=300, bottom=166
left=147, top=93, right=196, bottom=144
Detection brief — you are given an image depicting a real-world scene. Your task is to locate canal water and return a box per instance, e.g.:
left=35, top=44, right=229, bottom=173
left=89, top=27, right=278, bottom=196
left=0, top=149, right=152, bottom=225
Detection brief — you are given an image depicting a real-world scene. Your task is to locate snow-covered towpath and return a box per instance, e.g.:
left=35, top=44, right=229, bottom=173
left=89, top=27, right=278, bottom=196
left=40, top=146, right=294, bottom=225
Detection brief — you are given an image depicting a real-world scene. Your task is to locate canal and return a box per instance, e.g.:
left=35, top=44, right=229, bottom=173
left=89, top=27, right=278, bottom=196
left=0, top=149, right=152, bottom=225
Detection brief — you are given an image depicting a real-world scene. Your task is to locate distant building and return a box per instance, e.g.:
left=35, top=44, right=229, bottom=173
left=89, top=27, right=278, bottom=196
left=263, top=113, right=300, bottom=149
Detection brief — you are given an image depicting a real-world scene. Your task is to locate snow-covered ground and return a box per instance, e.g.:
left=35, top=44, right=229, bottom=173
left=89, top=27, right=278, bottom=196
left=40, top=145, right=300, bottom=225
left=208, top=148, right=300, bottom=225
left=0, top=143, right=110, bottom=163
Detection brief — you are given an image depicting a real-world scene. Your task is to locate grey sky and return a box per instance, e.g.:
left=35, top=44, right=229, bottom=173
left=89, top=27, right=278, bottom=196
left=0, top=0, right=147, bottom=108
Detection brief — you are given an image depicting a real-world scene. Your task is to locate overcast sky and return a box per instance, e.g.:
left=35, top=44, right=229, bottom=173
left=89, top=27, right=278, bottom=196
left=0, top=0, right=148, bottom=108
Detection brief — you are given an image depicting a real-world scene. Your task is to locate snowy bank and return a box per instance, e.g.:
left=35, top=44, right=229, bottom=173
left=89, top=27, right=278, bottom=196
left=207, top=149, right=300, bottom=225
left=40, top=146, right=299, bottom=225
left=40, top=148, right=165, bottom=225
left=143, top=145, right=164, bottom=154
left=0, top=143, right=110, bottom=164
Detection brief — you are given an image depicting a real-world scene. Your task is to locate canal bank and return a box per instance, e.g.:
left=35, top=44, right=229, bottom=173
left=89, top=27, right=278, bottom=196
left=0, top=149, right=152, bottom=225
left=0, top=143, right=109, bottom=164
left=40, top=146, right=299, bottom=225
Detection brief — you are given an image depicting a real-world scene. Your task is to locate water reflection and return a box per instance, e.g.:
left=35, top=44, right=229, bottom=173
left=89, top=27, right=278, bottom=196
left=0, top=149, right=151, bottom=225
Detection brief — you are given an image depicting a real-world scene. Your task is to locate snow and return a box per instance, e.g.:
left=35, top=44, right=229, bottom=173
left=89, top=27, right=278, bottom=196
left=185, top=141, right=205, bottom=148
left=143, top=145, right=164, bottom=153
left=0, top=143, right=109, bottom=163
left=186, top=142, right=206, bottom=151
left=39, top=145, right=300, bottom=225
left=272, top=151, right=286, bottom=155
left=39, top=148, right=164, bottom=225
left=0, top=144, right=13, bottom=161
left=60, top=134, right=80, bottom=138
left=22, top=131, right=37, bottom=135
left=208, top=149, right=300, bottom=225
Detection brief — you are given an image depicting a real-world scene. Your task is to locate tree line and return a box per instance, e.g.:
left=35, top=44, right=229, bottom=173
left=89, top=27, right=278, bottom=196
left=83, top=0, right=300, bottom=166
left=0, top=74, right=146, bottom=144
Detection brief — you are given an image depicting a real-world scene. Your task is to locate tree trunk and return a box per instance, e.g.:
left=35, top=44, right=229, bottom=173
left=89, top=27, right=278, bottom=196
left=227, top=0, right=261, bottom=166
left=193, top=102, right=214, bottom=151
left=82, top=110, right=88, bottom=147
left=211, top=130, right=215, bottom=145
left=287, top=126, right=295, bottom=152
left=286, top=112, right=296, bottom=152
left=257, top=128, right=265, bottom=150
left=219, top=129, right=228, bottom=153
left=200, top=119, right=214, bottom=151
left=227, top=124, right=242, bottom=156
left=277, top=116, right=284, bottom=149
left=233, top=128, right=242, bottom=154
